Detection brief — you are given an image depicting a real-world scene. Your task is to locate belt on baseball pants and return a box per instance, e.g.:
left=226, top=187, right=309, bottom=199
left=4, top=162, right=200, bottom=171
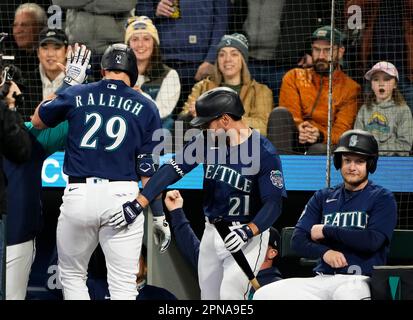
left=205, top=216, right=243, bottom=226
left=68, top=176, right=119, bottom=184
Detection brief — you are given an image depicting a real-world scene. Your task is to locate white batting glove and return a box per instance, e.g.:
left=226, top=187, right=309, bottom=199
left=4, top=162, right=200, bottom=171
left=153, top=216, right=171, bottom=253
left=63, top=43, right=91, bottom=86
left=224, top=225, right=253, bottom=253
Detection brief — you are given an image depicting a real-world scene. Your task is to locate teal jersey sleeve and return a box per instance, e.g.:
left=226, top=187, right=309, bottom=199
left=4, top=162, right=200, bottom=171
left=25, top=121, right=68, bottom=156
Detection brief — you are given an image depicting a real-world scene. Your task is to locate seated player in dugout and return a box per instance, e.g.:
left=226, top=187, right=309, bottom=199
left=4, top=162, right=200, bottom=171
left=254, top=129, right=397, bottom=300
left=268, top=26, right=360, bottom=155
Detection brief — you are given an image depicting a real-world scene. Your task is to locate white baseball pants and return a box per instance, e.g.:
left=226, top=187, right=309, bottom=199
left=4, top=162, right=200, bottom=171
left=254, top=274, right=371, bottom=300
left=57, top=178, right=143, bottom=300
left=198, top=221, right=269, bottom=300
left=6, top=239, right=35, bottom=300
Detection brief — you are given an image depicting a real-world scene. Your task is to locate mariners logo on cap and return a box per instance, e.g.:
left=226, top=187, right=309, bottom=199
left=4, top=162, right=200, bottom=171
left=270, top=170, right=284, bottom=189
left=225, top=39, right=232, bottom=46
left=349, top=135, right=359, bottom=147
left=115, top=54, right=122, bottom=64
left=316, top=30, right=328, bottom=37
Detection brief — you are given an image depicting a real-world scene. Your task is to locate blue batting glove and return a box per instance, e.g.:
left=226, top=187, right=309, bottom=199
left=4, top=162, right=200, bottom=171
left=109, top=199, right=143, bottom=229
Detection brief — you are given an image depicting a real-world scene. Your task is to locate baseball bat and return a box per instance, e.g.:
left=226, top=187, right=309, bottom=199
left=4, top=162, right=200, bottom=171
left=214, top=220, right=261, bottom=291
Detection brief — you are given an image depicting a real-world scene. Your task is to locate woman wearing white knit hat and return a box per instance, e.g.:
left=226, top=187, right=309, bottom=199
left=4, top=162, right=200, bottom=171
left=125, top=16, right=181, bottom=130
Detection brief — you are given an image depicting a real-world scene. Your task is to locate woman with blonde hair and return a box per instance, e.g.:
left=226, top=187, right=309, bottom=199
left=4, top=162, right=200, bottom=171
left=178, top=33, right=274, bottom=136
left=125, top=16, right=181, bottom=130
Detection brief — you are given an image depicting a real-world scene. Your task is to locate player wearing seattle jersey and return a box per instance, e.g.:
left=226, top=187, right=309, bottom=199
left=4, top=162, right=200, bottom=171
left=254, top=129, right=397, bottom=300
left=109, top=87, right=287, bottom=299
left=32, top=43, right=166, bottom=300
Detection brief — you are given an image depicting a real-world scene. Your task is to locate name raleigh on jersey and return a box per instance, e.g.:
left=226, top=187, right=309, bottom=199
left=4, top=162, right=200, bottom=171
left=74, top=89, right=145, bottom=117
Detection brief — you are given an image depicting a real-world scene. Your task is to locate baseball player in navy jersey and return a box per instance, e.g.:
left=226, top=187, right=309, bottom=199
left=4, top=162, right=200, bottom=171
left=254, top=129, right=398, bottom=300
left=117, top=87, right=287, bottom=299
left=31, top=43, right=170, bottom=300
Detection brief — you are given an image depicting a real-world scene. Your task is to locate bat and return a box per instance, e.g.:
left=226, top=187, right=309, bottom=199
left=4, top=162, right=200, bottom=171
left=214, top=220, right=261, bottom=291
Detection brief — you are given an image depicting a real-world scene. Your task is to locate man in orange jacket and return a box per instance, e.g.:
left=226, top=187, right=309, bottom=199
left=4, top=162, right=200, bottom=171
left=268, top=26, right=360, bottom=154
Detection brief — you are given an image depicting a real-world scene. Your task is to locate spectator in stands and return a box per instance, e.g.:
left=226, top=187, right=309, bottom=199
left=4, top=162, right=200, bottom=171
left=124, top=16, right=180, bottom=130
left=254, top=129, right=397, bottom=300
left=177, top=33, right=273, bottom=136
left=354, top=61, right=413, bottom=156
left=164, top=190, right=283, bottom=299
left=24, top=28, right=68, bottom=121
left=242, top=0, right=286, bottom=106
left=268, top=26, right=360, bottom=154
left=52, top=0, right=135, bottom=79
left=9, top=3, right=47, bottom=83
left=136, top=0, right=229, bottom=116
left=345, top=0, right=413, bottom=113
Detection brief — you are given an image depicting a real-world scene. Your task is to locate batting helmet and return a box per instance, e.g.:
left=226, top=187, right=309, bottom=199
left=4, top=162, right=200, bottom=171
left=333, top=129, right=379, bottom=173
left=101, top=43, right=138, bottom=86
left=190, top=87, right=245, bottom=128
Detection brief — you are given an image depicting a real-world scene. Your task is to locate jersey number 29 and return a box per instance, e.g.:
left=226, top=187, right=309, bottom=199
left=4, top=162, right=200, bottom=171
left=80, top=112, right=127, bottom=151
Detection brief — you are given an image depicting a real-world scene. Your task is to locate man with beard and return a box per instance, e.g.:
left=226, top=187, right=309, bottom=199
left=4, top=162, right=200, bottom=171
left=267, top=26, right=360, bottom=154
left=254, top=129, right=397, bottom=300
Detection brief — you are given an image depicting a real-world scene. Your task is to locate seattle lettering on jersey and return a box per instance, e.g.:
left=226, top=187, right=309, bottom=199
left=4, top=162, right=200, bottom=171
left=205, top=164, right=252, bottom=193
left=322, top=211, right=369, bottom=228
left=74, top=93, right=144, bottom=116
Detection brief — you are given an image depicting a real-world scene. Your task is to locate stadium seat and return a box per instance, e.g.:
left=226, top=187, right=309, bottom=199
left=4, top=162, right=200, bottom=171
left=388, top=229, right=413, bottom=263
left=280, top=227, right=318, bottom=267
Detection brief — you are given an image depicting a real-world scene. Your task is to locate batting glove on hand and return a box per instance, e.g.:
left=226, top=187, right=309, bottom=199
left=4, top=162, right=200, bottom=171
left=109, top=200, right=143, bottom=229
left=224, top=225, right=254, bottom=253
left=153, top=216, right=171, bottom=253
left=63, top=43, right=91, bottom=86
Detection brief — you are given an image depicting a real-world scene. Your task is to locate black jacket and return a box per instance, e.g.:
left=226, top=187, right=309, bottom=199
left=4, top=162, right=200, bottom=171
left=0, top=100, right=31, bottom=214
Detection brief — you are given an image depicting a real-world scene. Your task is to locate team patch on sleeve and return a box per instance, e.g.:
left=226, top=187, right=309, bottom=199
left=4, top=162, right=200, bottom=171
left=270, top=170, right=284, bottom=189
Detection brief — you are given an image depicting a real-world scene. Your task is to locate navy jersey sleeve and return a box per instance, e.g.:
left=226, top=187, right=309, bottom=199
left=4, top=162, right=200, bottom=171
left=323, top=188, right=397, bottom=253
left=140, top=133, right=205, bottom=202
left=136, top=103, right=162, bottom=178
left=169, top=132, right=206, bottom=176
left=250, top=152, right=287, bottom=232
left=169, top=208, right=200, bottom=271
left=137, top=103, right=162, bottom=156
left=292, top=191, right=331, bottom=258
left=258, top=153, right=287, bottom=202
left=38, top=90, right=73, bottom=128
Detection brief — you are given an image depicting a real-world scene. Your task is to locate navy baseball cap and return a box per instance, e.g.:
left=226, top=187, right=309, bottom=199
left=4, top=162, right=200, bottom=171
left=39, top=28, right=68, bottom=47
left=268, top=227, right=280, bottom=250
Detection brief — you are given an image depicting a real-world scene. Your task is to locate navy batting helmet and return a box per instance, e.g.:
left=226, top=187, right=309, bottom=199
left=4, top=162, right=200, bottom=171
left=101, top=43, right=138, bottom=86
left=190, top=87, right=245, bottom=128
left=333, top=129, right=379, bottom=173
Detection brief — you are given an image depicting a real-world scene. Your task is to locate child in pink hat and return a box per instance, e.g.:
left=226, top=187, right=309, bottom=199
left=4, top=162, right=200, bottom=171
left=354, top=61, right=413, bottom=156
